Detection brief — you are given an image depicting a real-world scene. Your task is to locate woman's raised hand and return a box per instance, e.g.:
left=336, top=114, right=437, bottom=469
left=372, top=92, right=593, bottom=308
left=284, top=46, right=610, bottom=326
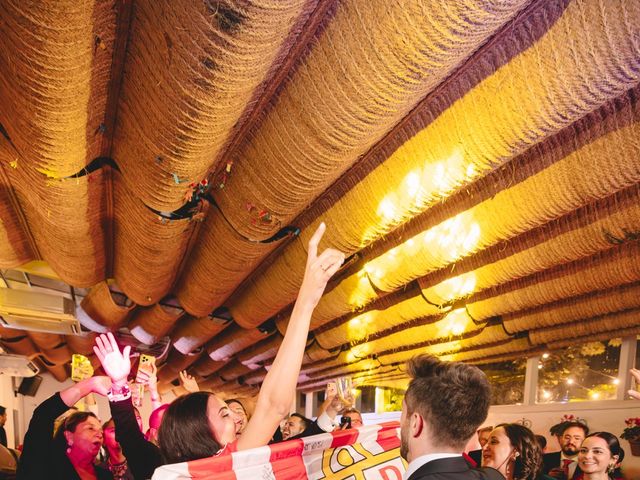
left=325, top=382, right=337, bottom=401
left=93, top=332, right=131, bottom=387
left=179, top=370, right=200, bottom=393
left=299, top=223, right=345, bottom=307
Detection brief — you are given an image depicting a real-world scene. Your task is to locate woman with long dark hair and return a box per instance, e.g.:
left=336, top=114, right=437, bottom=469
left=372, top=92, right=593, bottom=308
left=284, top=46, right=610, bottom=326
left=481, top=423, right=543, bottom=480
left=577, top=432, right=624, bottom=480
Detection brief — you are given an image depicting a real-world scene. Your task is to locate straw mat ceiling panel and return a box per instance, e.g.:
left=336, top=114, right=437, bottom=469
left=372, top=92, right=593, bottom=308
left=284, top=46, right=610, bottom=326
left=0, top=0, right=639, bottom=393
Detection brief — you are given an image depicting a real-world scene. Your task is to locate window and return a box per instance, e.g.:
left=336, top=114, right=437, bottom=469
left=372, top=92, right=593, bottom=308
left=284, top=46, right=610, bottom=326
left=358, top=386, right=376, bottom=413
left=537, top=339, right=621, bottom=403
left=477, top=359, right=526, bottom=405
left=296, top=391, right=307, bottom=415
left=375, top=387, right=405, bottom=412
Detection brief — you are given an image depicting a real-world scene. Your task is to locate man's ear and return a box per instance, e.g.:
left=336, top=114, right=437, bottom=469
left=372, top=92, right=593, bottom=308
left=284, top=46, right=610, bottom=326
left=410, top=411, right=424, bottom=438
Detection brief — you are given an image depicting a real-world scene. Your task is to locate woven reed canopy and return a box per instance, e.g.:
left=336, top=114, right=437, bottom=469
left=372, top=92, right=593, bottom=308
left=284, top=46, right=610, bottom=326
left=1, top=0, right=640, bottom=396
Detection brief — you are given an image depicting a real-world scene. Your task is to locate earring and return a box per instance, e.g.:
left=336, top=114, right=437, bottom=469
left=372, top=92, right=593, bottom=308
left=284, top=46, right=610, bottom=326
left=607, top=464, right=615, bottom=475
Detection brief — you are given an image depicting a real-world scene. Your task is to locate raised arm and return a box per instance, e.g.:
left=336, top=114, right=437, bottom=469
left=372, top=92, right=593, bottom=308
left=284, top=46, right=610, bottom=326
left=148, top=364, right=163, bottom=410
left=137, top=363, right=163, bottom=410
left=17, top=376, right=110, bottom=479
left=94, top=332, right=163, bottom=479
left=179, top=369, right=200, bottom=393
left=60, top=376, right=111, bottom=407
left=238, top=223, right=344, bottom=450
left=317, top=382, right=337, bottom=417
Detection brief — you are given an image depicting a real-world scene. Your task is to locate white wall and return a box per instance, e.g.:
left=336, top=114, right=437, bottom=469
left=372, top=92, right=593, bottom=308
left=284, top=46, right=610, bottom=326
left=0, top=374, right=18, bottom=448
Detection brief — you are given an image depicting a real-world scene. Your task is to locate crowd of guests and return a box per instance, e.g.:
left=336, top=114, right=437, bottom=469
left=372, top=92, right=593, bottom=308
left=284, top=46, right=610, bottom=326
left=4, top=225, right=639, bottom=479
left=468, top=420, right=624, bottom=480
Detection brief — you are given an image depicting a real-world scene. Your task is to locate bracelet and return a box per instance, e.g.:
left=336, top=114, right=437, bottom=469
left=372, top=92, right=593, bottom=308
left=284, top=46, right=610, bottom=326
left=107, top=458, right=129, bottom=478
left=107, top=383, right=132, bottom=402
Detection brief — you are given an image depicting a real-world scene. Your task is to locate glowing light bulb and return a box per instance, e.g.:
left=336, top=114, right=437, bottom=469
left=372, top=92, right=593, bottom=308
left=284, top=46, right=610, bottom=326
left=542, top=390, right=552, bottom=399
left=377, top=198, right=396, bottom=220
left=463, top=223, right=481, bottom=251
left=405, top=171, right=421, bottom=198
left=434, top=163, right=446, bottom=190
left=590, top=392, right=600, bottom=400
left=450, top=323, right=465, bottom=336
left=566, top=379, right=574, bottom=385
left=613, top=378, right=620, bottom=385
left=542, top=353, right=550, bottom=359
left=466, top=163, right=476, bottom=178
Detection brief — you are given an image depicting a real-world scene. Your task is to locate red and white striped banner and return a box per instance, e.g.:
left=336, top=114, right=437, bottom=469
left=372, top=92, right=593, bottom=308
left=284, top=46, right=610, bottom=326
left=152, top=421, right=406, bottom=480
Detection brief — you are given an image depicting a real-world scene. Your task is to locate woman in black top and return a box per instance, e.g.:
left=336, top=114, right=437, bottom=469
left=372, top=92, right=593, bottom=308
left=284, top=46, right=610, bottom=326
left=17, top=376, right=113, bottom=480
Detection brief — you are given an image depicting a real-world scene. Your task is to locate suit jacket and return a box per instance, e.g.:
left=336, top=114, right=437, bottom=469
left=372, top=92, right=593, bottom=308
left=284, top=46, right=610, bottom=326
left=542, top=452, right=582, bottom=480
left=407, top=456, right=503, bottom=480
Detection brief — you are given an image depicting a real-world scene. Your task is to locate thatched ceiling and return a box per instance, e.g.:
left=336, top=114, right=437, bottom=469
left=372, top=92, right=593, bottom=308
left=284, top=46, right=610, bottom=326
left=0, top=0, right=640, bottom=396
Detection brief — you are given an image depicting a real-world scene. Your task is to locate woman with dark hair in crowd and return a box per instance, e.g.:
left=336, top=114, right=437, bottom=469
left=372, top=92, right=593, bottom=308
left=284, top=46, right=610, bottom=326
left=535, top=435, right=547, bottom=454
left=17, top=376, right=113, bottom=480
left=482, top=423, right=549, bottom=480
left=101, top=418, right=134, bottom=480
left=577, top=432, right=624, bottom=480
left=225, top=399, right=248, bottom=435
left=95, top=223, right=344, bottom=472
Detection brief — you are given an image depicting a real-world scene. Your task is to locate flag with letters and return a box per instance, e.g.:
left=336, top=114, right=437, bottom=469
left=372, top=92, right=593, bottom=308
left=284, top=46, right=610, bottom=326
left=152, top=421, right=406, bottom=480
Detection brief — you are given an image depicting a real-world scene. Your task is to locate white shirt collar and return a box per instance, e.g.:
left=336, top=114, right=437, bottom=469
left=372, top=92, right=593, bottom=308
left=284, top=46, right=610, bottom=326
left=403, top=453, right=462, bottom=480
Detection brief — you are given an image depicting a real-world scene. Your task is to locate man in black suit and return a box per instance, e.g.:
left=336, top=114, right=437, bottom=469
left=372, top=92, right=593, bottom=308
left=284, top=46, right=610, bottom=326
left=400, top=355, right=503, bottom=480
left=542, top=421, right=588, bottom=480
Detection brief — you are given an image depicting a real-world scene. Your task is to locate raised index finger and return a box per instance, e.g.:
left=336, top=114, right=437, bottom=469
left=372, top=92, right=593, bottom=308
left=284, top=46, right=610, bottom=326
left=307, top=222, right=326, bottom=263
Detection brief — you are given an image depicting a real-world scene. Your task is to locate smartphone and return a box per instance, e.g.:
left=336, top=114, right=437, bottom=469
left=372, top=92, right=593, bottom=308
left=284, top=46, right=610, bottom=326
left=340, top=416, right=352, bottom=429
left=135, top=354, right=156, bottom=384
